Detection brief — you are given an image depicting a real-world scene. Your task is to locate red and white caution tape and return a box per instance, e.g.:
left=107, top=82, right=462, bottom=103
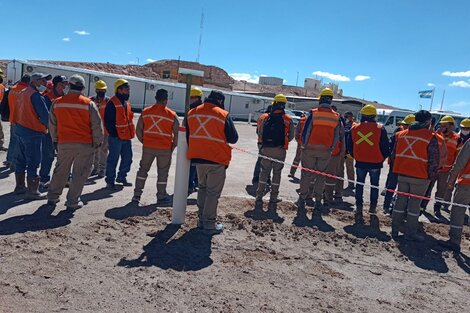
left=232, top=146, right=470, bottom=210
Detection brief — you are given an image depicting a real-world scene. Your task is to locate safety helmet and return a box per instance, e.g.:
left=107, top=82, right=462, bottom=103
left=190, top=87, right=203, bottom=98
left=460, top=118, right=470, bottom=128
left=114, top=78, right=129, bottom=93
left=439, top=115, right=455, bottom=125
left=399, top=114, right=416, bottom=125
left=320, top=88, right=334, bottom=97
left=360, top=104, right=377, bottom=116
left=272, top=93, right=287, bottom=104
left=95, top=80, right=107, bottom=90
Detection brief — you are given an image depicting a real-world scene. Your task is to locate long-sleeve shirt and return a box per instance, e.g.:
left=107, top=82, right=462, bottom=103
left=346, top=121, right=390, bottom=169
left=301, top=104, right=341, bottom=150
left=448, top=140, right=470, bottom=185
left=104, top=97, right=127, bottom=138
left=15, top=86, right=50, bottom=137
left=136, top=111, right=180, bottom=150
left=49, top=91, right=104, bottom=147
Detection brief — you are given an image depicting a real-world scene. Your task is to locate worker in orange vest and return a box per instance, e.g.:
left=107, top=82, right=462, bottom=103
left=0, top=74, right=6, bottom=151
left=14, top=72, right=52, bottom=199
left=343, top=111, right=356, bottom=191
left=255, top=94, right=294, bottom=206
left=347, top=105, right=390, bottom=223
left=39, top=75, right=69, bottom=189
left=289, top=113, right=307, bottom=178
left=188, top=87, right=204, bottom=194
left=186, top=90, right=238, bottom=234
left=296, top=88, right=342, bottom=212
left=132, top=89, right=179, bottom=205
left=5, top=74, right=31, bottom=170
left=442, top=140, right=470, bottom=252
left=391, top=110, right=440, bottom=241
left=251, top=105, right=272, bottom=185
left=104, top=79, right=136, bottom=190
left=47, top=75, right=103, bottom=209
left=90, top=80, right=110, bottom=178
left=323, top=133, right=345, bottom=206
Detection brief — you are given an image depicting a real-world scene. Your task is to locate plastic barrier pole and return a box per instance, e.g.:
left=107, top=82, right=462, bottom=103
left=248, top=113, right=252, bottom=125
left=172, top=126, right=191, bottom=224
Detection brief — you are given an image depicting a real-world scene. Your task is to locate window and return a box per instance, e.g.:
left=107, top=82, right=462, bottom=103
left=395, top=117, right=403, bottom=126
left=245, top=103, right=249, bottom=109
left=385, top=116, right=395, bottom=126
left=162, top=70, right=170, bottom=79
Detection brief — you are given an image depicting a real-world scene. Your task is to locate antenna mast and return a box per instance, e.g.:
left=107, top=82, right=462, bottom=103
left=196, top=9, right=204, bottom=63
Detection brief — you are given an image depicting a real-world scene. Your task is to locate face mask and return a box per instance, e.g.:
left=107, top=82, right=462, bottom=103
left=36, top=85, right=47, bottom=93
left=461, top=130, right=470, bottom=136
left=96, top=91, right=106, bottom=98
left=63, top=86, right=70, bottom=95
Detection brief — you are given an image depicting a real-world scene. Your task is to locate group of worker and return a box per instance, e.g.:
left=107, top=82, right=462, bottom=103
left=252, top=88, right=470, bottom=251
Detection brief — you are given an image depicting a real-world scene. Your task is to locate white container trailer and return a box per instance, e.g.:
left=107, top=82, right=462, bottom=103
left=6, top=60, right=272, bottom=119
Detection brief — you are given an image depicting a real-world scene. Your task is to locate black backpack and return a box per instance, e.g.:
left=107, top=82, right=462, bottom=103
left=262, top=112, right=285, bottom=147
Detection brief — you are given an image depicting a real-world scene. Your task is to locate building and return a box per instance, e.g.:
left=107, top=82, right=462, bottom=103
left=304, top=78, right=321, bottom=91
left=259, top=76, right=283, bottom=86
left=323, top=82, right=339, bottom=94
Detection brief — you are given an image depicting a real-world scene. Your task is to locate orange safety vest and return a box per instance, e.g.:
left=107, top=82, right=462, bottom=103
left=0, top=84, right=4, bottom=103
left=393, top=128, right=434, bottom=179
left=187, top=102, right=232, bottom=166
left=110, top=96, right=135, bottom=140
left=457, top=157, right=470, bottom=185
left=16, top=86, right=48, bottom=134
left=434, top=132, right=447, bottom=169
left=142, top=104, right=177, bottom=150
left=296, top=115, right=307, bottom=144
left=44, top=90, right=60, bottom=102
left=90, top=96, right=109, bottom=135
left=351, top=122, right=385, bottom=163
left=256, top=112, right=269, bottom=144
left=257, top=110, right=292, bottom=150
left=305, top=107, right=340, bottom=150
left=8, top=82, right=29, bottom=124
left=439, top=131, right=460, bottom=173
left=53, top=94, right=93, bottom=144
left=332, top=140, right=342, bottom=156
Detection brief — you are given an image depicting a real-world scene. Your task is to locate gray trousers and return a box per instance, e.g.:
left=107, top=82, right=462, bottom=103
left=392, top=175, right=430, bottom=235
left=289, top=143, right=302, bottom=176
left=197, top=164, right=226, bottom=229
left=449, top=184, right=470, bottom=245
left=0, top=121, right=4, bottom=147
left=93, top=134, right=108, bottom=172
left=299, top=149, right=331, bottom=201
left=324, top=154, right=343, bottom=201
left=134, top=147, right=172, bottom=200
left=256, top=147, right=286, bottom=201
left=48, top=144, right=95, bottom=206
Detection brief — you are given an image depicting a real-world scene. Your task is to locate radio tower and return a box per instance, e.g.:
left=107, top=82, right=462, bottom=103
left=196, top=9, right=204, bottom=63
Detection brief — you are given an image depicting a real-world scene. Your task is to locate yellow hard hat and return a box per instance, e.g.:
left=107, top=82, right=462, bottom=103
left=460, top=118, right=470, bottom=128
left=399, top=114, right=415, bottom=125
left=114, top=78, right=129, bottom=93
left=439, top=115, right=455, bottom=124
left=273, top=94, right=287, bottom=104
left=190, top=87, right=203, bottom=98
left=320, top=88, right=334, bottom=97
left=95, top=80, right=107, bottom=90
left=360, top=104, right=377, bottom=116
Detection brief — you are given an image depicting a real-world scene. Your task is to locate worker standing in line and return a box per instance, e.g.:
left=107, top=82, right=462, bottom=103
left=323, top=131, right=345, bottom=206
left=382, top=114, right=415, bottom=214
left=251, top=105, right=272, bottom=185
left=132, top=89, right=179, bottom=205
left=186, top=90, right=238, bottom=234
left=0, top=74, right=6, bottom=151
left=104, top=79, right=135, bottom=190
left=457, top=118, right=470, bottom=148
left=296, top=88, right=341, bottom=212
left=40, top=75, right=69, bottom=189
left=391, top=110, right=440, bottom=241
left=90, top=80, right=110, bottom=178
left=347, top=105, right=390, bottom=223
left=343, top=111, right=356, bottom=192
left=188, top=87, right=204, bottom=194
left=47, top=75, right=103, bottom=209
left=5, top=74, right=31, bottom=170
left=288, top=113, right=307, bottom=178
left=14, top=72, right=51, bottom=199
left=255, top=94, right=294, bottom=205
left=442, top=140, right=470, bottom=252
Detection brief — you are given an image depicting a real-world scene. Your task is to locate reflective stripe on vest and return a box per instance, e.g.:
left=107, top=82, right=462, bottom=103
left=305, top=108, right=339, bottom=149
left=142, top=105, right=177, bottom=150
left=395, top=135, right=431, bottom=162
left=110, top=96, right=135, bottom=140
left=355, top=131, right=374, bottom=146
left=188, top=114, right=226, bottom=143
left=457, top=159, right=470, bottom=185
left=54, top=94, right=93, bottom=144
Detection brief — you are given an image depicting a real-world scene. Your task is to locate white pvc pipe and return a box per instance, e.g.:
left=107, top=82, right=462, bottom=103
left=172, top=126, right=191, bottom=224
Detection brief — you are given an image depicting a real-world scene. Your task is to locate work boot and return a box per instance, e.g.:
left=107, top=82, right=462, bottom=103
left=97, top=171, right=105, bottom=179
left=90, top=168, right=98, bottom=177
left=355, top=205, right=364, bottom=224
left=434, top=203, right=442, bottom=218
left=26, top=177, right=46, bottom=200
left=295, top=197, right=305, bottom=210
left=391, top=228, right=400, bottom=239
left=131, top=195, right=141, bottom=203
left=369, top=203, right=377, bottom=214
left=202, top=223, right=224, bottom=235
left=269, top=197, right=282, bottom=204
left=106, top=183, right=117, bottom=190
left=157, top=195, right=173, bottom=206
left=116, top=177, right=132, bottom=187
left=439, top=239, right=461, bottom=253
left=14, top=173, right=27, bottom=195
left=314, top=200, right=323, bottom=214
left=65, top=200, right=84, bottom=210
left=305, top=198, right=315, bottom=207
left=47, top=198, right=60, bottom=206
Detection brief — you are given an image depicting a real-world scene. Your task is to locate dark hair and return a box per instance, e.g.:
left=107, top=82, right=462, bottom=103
left=344, top=111, right=353, bottom=117
left=0, top=77, right=3, bottom=84
left=205, top=90, right=225, bottom=107
left=155, top=89, right=168, bottom=102
left=21, top=74, right=31, bottom=83
left=70, top=83, right=84, bottom=91
left=319, top=95, right=333, bottom=105
left=415, top=110, right=432, bottom=123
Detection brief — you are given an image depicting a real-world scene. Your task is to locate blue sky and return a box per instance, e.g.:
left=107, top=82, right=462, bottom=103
left=2, top=0, right=470, bottom=116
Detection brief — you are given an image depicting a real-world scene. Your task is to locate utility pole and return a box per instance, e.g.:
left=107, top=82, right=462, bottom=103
left=196, top=9, right=204, bottom=63
left=439, top=90, right=446, bottom=110
left=429, top=87, right=435, bottom=111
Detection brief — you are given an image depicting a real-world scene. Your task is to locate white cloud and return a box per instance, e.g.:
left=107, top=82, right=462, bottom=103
left=62, top=37, right=70, bottom=42
left=230, top=73, right=259, bottom=83
left=427, top=83, right=435, bottom=87
left=449, top=80, right=470, bottom=88
left=442, top=70, right=470, bottom=77
left=354, top=75, right=371, bottom=81
left=146, top=58, right=157, bottom=63
left=74, top=30, right=90, bottom=36
left=312, top=71, right=350, bottom=82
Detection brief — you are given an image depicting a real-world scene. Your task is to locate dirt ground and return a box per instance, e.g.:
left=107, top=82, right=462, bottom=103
left=0, top=120, right=469, bottom=313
